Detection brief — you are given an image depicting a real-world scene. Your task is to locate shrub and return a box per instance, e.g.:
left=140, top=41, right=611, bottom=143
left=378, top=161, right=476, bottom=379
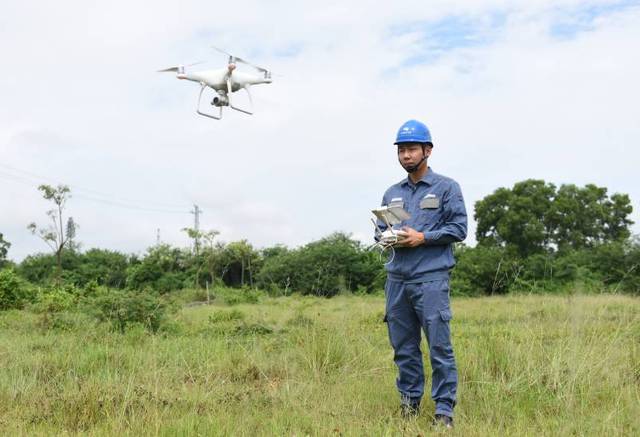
left=256, top=233, right=383, bottom=296
left=76, top=249, right=129, bottom=288
left=216, top=286, right=262, bottom=305
left=584, top=241, right=640, bottom=293
left=46, top=311, right=94, bottom=332
left=233, top=322, right=274, bottom=336
left=125, top=245, right=189, bottom=292
left=33, top=286, right=76, bottom=313
left=452, top=245, right=520, bottom=295
left=17, top=252, right=81, bottom=284
left=86, top=289, right=175, bottom=333
left=208, top=309, right=245, bottom=323
left=0, top=269, right=33, bottom=310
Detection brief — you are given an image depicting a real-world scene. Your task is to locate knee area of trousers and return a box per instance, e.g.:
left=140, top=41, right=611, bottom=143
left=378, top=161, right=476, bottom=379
left=430, top=347, right=456, bottom=366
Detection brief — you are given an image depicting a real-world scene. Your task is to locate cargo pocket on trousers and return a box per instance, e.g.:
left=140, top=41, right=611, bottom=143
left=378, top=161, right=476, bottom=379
left=436, top=309, right=452, bottom=344
left=439, top=309, right=452, bottom=322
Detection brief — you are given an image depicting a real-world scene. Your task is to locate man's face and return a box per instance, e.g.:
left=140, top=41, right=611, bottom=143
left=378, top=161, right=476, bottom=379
left=397, top=143, right=430, bottom=172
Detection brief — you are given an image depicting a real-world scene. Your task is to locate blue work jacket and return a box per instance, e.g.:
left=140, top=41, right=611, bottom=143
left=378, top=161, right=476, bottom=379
left=377, top=167, right=468, bottom=282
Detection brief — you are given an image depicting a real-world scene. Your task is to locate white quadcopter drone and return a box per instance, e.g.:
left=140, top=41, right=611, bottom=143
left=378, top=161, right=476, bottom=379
left=158, top=47, right=273, bottom=120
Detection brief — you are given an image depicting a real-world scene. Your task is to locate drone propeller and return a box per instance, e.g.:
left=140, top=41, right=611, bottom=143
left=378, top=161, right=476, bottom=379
left=212, top=46, right=245, bottom=64
left=157, top=61, right=206, bottom=73
left=157, top=66, right=180, bottom=73
left=211, top=46, right=271, bottom=75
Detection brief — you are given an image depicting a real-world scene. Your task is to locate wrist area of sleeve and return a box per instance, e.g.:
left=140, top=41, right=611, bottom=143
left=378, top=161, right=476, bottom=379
left=423, top=231, right=438, bottom=244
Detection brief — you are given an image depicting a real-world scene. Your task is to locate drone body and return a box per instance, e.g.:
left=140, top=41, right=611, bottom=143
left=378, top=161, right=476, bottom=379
left=178, top=68, right=270, bottom=91
left=158, top=48, right=272, bottom=120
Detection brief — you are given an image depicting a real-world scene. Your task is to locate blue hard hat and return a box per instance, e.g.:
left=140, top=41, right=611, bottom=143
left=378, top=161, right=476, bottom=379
left=394, top=119, right=432, bottom=145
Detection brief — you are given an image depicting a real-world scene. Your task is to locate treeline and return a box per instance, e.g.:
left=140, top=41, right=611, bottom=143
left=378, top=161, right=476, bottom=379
left=455, top=179, right=639, bottom=295
left=11, top=233, right=384, bottom=296
left=5, top=233, right=639, bottom=299
left=453, top=240, right=640, bottom=295
left=1, top=179, right=638, bottom=301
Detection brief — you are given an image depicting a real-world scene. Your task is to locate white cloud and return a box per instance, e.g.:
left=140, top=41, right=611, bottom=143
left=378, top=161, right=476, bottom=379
left=1, top=0, right=639, bottom=260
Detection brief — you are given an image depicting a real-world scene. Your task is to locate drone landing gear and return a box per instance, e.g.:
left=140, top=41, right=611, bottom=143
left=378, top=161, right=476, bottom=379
left=194, top=82, right=255, bottom=120
left=226, top=80, right=253, bottom=115
left=196, top=84, right=222, bottom=120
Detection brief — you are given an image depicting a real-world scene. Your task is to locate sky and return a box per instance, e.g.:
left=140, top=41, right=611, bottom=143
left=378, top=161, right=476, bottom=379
left=1, top=0, right=639, bottom=261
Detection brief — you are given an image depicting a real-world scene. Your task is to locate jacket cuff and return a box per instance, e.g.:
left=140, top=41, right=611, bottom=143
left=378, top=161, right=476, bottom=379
left=423, top=231, right=437, bottom=244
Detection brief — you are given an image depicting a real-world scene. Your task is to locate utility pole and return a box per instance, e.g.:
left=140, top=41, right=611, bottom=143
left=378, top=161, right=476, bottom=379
left=190, top=204, right=202, bottom=255
left=156, top=228, right=161, bottom=246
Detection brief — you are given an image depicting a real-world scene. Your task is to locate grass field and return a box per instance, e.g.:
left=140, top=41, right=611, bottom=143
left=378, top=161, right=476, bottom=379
left=0, top=292, right=638, bottom=436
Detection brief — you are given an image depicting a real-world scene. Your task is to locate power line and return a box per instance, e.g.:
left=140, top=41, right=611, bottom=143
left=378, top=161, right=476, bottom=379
left=0, top=163, right=190, bottom=210
left=0, top=166, right=190, bottom=214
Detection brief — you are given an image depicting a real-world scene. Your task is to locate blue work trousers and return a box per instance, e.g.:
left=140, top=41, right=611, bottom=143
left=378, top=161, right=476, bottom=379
left=384, top=277, right=457, bottom=417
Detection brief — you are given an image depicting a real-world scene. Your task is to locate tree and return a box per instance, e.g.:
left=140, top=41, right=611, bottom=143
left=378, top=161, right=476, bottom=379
left=182, top=227, right=200, bottom=256
left=450, top=244, right=520, bottom=295
left=199, top=230, right=222, bottom=286
left=549, top=184, right=633, bottom=251
left=220, top=240, right=260, bottom=287
left=27, top=184, right=74, bottom=280
left=181, top=228, right=220, bottom=287
left=17, top=251, right=81, bottom=284
left=475, top=180, right=556, bottom=257
left=256, top=233, right=382, bottom=296
left=0, top=269, right=31, bottom=310
left=0, top=233, right=10, bottom=267
left=66, top=217, right=80, bottom=252
left=77, top=249, right=129, bottom=288
left=125, top=244, right=189, bottom=292
left=475, top=179, right=634, bottom=256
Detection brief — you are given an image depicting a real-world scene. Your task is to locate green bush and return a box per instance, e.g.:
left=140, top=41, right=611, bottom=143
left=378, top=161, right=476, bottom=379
left=34, top=286, right=76, bottom=313
left=46, top=311, right=95, bottom=332
left=256, top=232, right=383, bottom=296
left=583, top=241, right=640, bottom=293
left=125, top=245, right=190, bottom=292
left=17, top=251, right=82, bottom=284
left=233, top=322, right=273, bottom=336
left=208, top=309, right=245, bottom=323
left=452, top=245, right=520, bottom=295
left=450, top=240, right=640, bottom=295
left=76, top=249, right=129, bottom=288
left=86, top=289, right=175, bottom=333
left=216, top=286, right=262, bottom=305
left=0, top=269, right=33, bottom=310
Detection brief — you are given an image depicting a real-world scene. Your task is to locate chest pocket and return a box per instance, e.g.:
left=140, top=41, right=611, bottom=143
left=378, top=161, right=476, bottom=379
left=420, top=195, right=439, bottom=209
left=418, top=195, right=443, bottom=230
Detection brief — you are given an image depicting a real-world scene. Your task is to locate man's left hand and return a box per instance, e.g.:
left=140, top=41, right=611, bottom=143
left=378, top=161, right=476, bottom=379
left=397, top=226, right=425, bottom=247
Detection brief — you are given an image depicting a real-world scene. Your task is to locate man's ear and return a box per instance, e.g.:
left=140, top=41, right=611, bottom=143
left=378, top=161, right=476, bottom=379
left=423, top=144, right=433, bottom=157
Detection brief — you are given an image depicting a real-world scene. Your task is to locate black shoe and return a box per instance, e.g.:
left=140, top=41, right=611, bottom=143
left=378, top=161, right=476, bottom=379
left=400, top=402, right=420, bottom=418
left=433, top=414, right=454, bottom=428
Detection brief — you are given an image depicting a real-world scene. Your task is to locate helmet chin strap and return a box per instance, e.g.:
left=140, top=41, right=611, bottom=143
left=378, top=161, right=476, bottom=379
left=401, top=149, right=428, bottom=173
left=404, top=155, right=426, bottom=173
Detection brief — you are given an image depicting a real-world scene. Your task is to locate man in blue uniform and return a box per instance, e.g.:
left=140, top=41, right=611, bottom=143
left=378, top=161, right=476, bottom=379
left=377, top=120, right=467, bottom=428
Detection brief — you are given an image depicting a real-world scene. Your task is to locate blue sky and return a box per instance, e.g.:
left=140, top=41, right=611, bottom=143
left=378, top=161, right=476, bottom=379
left=390, top=1, right=640, bottom=67
left=391, top=11, right=508, bottom=66
left=550, top=0, right=640, bottom=38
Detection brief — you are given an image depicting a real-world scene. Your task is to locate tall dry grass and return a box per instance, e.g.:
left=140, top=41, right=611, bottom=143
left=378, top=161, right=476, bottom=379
left=0, top=292, right=638, bottom=435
